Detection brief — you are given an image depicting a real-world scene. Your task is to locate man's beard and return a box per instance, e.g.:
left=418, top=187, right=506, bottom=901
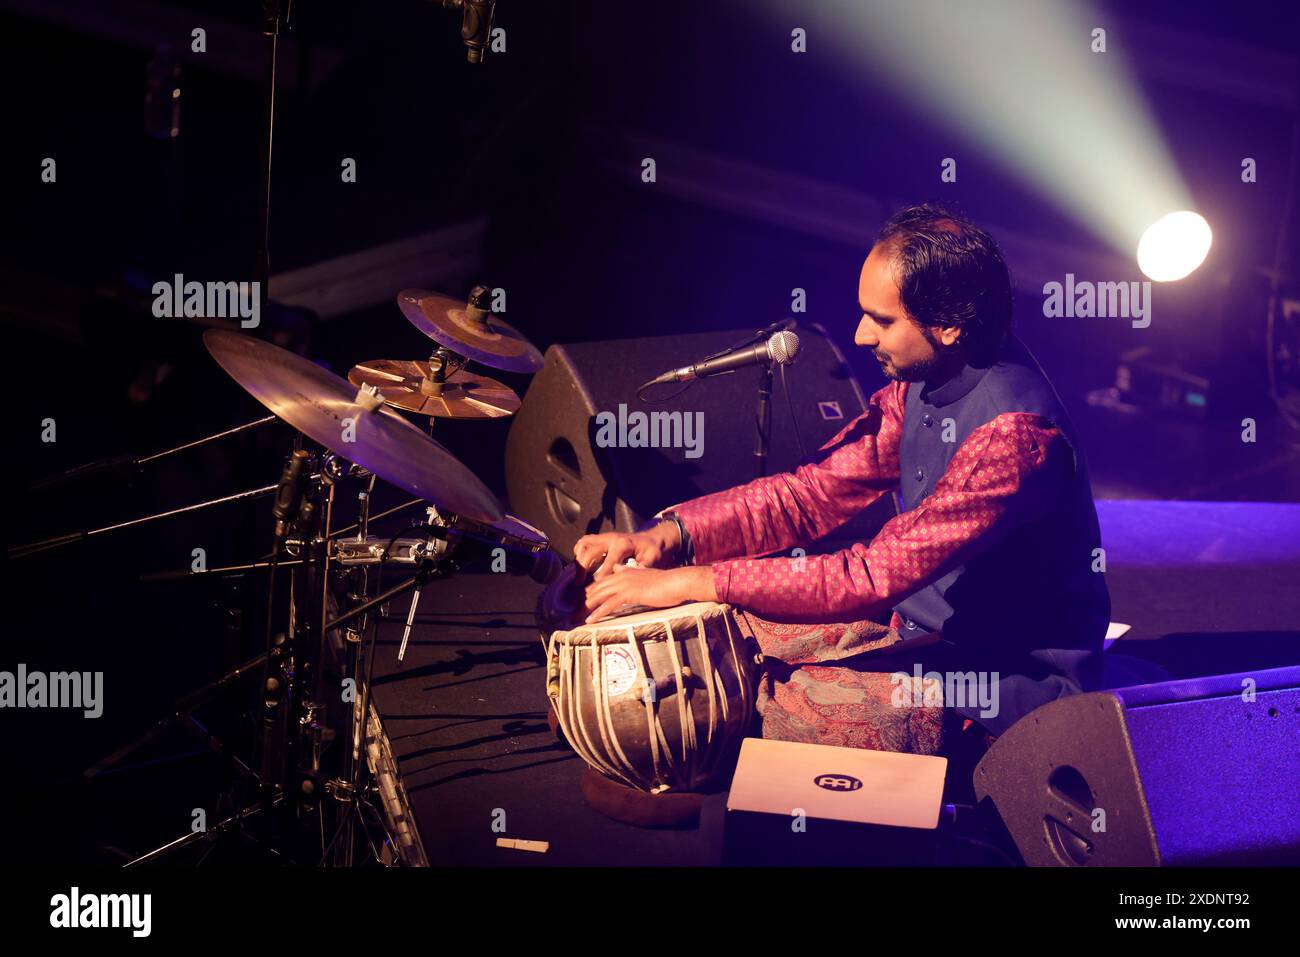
left=876, top=349, right=943, bottom=383
left=876, top=325, right=947, bottom=382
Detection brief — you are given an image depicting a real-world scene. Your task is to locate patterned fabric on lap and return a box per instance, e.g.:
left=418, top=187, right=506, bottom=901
left=737, top=611, right=950, bottom=755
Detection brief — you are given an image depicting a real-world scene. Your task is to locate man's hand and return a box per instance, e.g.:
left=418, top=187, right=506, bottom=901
left=583, top=565, right=717, bottom=624
left=573, top=521, right=681, bottom=581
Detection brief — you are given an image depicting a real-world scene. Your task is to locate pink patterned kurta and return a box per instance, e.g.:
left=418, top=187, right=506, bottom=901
left=671, top=379, right=1070, bottom=753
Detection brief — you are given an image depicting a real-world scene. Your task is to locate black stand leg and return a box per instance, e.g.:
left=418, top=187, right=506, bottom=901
left=256, top=0, right=286, bottom=311
left=755, top=360, right=775, bottom=478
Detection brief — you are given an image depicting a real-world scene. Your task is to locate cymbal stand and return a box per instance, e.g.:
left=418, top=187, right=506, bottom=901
left=118, top=446, right=324, bottom=864
left=421, top=347, right=466, bottom=436
left=255, top=448, right=321, bottom=852
left=323, top=460, right=373, bottom=866
left=320, top=506, right=447, bottom=866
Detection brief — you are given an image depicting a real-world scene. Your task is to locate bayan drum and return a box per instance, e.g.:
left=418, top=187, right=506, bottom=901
left=545, top=601, right=759, bottom=796
left=534, top=561, right=587, bottom=640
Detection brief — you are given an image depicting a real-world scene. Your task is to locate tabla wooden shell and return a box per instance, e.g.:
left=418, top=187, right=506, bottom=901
left=547, top=602, right=757, bottom=793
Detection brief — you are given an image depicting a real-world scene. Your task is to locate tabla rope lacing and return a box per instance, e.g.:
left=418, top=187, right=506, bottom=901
left=596, top=632, right=640, bottom=788
left=560, top=638, right=626, bottom=787
left=663, top=622, right=694, bottom=784
left=630, top=628, right=674, bottom=791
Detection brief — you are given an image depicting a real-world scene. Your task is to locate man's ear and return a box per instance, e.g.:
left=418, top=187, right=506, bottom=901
left=935, top=325, right=963, bottom=348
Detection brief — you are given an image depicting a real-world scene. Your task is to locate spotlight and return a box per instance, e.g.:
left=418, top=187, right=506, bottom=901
left=1137, top=211, right=1212, bottom=282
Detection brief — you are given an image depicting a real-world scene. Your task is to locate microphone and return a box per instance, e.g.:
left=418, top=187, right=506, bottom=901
left=707, top=318, right=799, bottom=359
left=272, top=450, right=310, bottom=540
left=427, top=523, right=562, bottom=583
left=640, top=330, right=801, bottom=389
left=436, top=0, right=496, bottom=63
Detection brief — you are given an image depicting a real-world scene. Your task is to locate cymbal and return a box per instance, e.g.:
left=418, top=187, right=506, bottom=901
left=204, top=330, right=503, bottom=523
left=347, top=359, right=521, bottom=419
left=481, top=512, right=549, bottom=549
left=396, top=286, right=544, bottom=373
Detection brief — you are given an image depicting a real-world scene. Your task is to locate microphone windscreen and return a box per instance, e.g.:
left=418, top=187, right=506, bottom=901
left=768, top=330, right=801, bottom=365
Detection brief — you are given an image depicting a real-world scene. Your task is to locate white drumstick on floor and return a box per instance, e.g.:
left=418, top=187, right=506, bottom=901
left=397, top=587, right=421, bottom=663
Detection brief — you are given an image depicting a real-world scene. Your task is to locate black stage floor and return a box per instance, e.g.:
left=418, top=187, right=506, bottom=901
left=368, top=571, right=727, bottom=866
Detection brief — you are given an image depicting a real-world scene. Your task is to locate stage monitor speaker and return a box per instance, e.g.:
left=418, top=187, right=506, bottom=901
left=973, top=665, right=1300, bottom=866
left=504, top=323, right=893, bottom=558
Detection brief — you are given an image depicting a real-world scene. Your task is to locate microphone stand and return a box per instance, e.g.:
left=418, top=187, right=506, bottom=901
left=755, top=360, right=775, bottom=478
left=433, top=0, right=495, bottom=63
left=8, top=483, right=280, bottom=559
left=84, top=651, right=269, bottom=782
left=256, top=0, right=290, bottom=309
left=28, top=415, right=277, bottom=492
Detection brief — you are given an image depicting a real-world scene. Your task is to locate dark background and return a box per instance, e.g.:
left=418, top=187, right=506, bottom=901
left=3, top=0, right=1298, bottom=864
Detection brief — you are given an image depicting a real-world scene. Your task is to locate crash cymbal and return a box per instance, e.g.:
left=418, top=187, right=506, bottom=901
left=347, top=359, right=521, bottom=419
left=396, top=285, right=544, bottom=373
left=204, top=330, right=503, bottom=523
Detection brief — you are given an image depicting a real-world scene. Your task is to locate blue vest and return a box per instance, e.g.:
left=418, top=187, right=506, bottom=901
left=893, top=334, right=1110, bottom=736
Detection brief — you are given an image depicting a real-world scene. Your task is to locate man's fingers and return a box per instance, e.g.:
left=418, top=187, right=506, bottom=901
left=575, top=532, right=662, bottom=576
left=585, top=597, right=623, bottom=624
left=574, top=538, right=603, bottom=571
left=583, top=579, right=620, bottom=621
left=584, top=574, right=624, bottom=606
left=595, top=545, right=634, bottom=579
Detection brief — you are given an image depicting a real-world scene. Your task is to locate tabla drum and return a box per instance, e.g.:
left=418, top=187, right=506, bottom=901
left=534, top=559, right=660, bottom=640
left=546, top=601, right=758, bottom=794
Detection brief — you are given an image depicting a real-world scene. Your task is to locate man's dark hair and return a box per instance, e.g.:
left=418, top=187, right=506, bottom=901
left=873, top=203, right=1013, bottom=365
